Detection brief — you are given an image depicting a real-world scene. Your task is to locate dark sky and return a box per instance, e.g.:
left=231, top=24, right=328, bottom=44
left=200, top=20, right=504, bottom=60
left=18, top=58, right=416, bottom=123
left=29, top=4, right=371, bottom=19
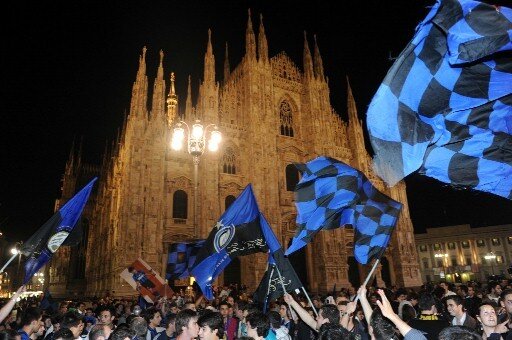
left=1, top=0, right=510, bottom=243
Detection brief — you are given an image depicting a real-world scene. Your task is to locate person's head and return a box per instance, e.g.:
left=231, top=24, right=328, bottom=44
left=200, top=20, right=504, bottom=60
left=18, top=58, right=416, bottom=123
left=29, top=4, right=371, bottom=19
left=312, top=296, right=323, bottom=309
left=369, top=309, right=397, bottom=340
left=278, top=304, right=290, bottom=321
left=143, top=308, right=162, bottom=328
left=500, top=289, right=512, bottom=314
left=85, top=308, right=94, bottom=317
left=438, top=326, right=482, bottom=340
left=458, top=285, right=468, bottom=297
left=88, top=325, right=108, bottom=340
left=197, top=311, right=223, bottom=340
left=418, top=293, right=436, bottom=313
left=219, top=301, right=231, bottom=319
left=477, top=304, right=497, bottom=328
left=0, top=329, right=21, bottom=340
left=20, top=308, right=43, bottom=335
left=96, top=306, right=115, bottom=326
left=59, top=303, right=68, bottom=314
left=490, top=283, right=502, bottom=296
left=317, top=323, right=349, bottom=340
left=235, top=301, right=247, bottom=320
left=226, top=296, right=235, bottom=307
left=183, top=302, right=196, bottom=312
left=175, top=309, right=199, bottom=338
left=61, top=311, right=84, bottom=339
left=395, top=288, right=407, bottom=302
left=53, top=328, right=75, bottom=340
left=267, top=311, right=281, bottom=330
left=129, top=316, right=147, bottom=337
left=168, top=302, right=179, bottom=315
left=246, top=312, right=269, bottom=340
left=109, top=328, right=136, bottom=340
left=446, top=295, right=465, bottom=318
left=439, top=281, right=450, bottom=292
left=317, top=305, right=340, bottom=328
left=77, top=303, right=86, bottom=313
left=164, top=314, right=176, bottom=335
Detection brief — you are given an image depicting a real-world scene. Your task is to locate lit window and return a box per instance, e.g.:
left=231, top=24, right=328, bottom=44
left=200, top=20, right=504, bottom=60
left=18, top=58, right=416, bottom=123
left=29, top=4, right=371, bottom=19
left=448, top=242, right=455, bottom=250
left=476, top=239, right=485, bottom=247
left=279, top=101, right=294, bottom=137
left=419, top=245, right=427, bottom=252
left=461, top=241, right=470, bottom=249
left=492, top=238, right=501, bottom=246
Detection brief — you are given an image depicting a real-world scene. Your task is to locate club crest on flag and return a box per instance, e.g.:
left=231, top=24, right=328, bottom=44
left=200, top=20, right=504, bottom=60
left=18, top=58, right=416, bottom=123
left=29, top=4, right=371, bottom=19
left=47, top=231, right=70, bottom=253
left=213, top=220, right=236, bottom=253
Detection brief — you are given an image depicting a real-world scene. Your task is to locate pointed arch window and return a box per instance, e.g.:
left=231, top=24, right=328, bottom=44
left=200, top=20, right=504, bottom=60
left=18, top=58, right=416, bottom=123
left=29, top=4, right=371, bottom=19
left=280, top=101, right=294, bottom=137
left=225, top=195, right=236, bottom=211
left=286, top=164, right=300, bottom=191
left=172, top=190, right=188, bottom=219
left=222, top=147, right=237, bottom=175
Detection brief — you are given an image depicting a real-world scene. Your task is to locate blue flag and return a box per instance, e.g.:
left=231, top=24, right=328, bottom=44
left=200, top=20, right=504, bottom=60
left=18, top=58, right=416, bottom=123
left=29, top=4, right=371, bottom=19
left=285, top=157, right=402, bottom=264
left=366, top=0, right=512, bottom=199
left=20, top=178, right=96, bottom=284
left=166, top=240, right=205, bottom=281
left=190, top=184, right=280, bottom=300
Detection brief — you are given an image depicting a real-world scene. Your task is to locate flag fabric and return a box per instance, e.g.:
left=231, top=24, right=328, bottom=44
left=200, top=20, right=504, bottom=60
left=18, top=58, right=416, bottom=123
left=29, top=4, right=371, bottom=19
left=20, top=178, right=96, bottom=284
left=190, top=184, right=280, bottom=299
left=285, top=156, right=402, bottom=264
left=366, top=0, right=512, bottom=199
left=166, top=240, right=205, bottom=281
left=40, top=288, right=58, bottom=312
left=253, top=248, right=303, bottom=306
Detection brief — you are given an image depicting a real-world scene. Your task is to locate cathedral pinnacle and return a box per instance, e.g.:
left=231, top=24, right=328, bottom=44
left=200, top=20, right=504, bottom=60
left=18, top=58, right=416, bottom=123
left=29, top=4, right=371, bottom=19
left=129, top=46, right=149, bottom=119
left=203, top=29, right=215, bottom=86
left=258, top=13, right=269, bottom=63
left=166, top=72, right=178, bottom=126
left=185, top=74, right=193, bottom=119
left=346, top=76, right=359, bottom=125
left=151, top=49, right=166, bottom=120
left=245, top=9, right=257, bottom=60
left=224, top=42, right=230, bottom=82
left=313, top=35, right=325, bottom=80
left=303, top=31, right=314, bottom=79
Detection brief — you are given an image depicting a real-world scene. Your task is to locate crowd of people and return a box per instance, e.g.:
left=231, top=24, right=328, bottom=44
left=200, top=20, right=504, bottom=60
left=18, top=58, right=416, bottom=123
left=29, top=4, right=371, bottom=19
left=0, top=279, right=511, bottom=340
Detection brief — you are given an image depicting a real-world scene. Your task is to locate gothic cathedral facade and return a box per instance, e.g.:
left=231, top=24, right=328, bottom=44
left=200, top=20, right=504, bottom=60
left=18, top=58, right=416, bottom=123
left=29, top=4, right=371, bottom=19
left=48, top=12, right=422, bottom=297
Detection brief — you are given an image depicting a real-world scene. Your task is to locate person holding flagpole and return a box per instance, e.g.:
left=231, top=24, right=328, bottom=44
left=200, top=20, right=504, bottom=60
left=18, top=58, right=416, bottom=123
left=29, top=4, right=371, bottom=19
left=0, top=285, right=25, bottom=323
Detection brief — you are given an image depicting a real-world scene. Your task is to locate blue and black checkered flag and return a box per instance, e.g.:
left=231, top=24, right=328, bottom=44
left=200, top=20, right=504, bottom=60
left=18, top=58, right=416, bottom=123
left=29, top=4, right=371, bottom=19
left=366, top=0, right=512, bottom=199
left=166, top=240, right=205, bottom=281
left=284, top=157, right=402, bottom=264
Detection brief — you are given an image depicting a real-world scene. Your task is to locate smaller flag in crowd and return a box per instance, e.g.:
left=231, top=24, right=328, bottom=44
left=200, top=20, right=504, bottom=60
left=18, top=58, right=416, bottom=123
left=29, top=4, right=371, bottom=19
left=166, top=240, right=205, bottom=281
left=285, top=156, right=402, bottom=264
left=366, top=0, right=512, bottom=199
left=20, top=178, right=96, bottom=284
left=253, top=248, right=302, bottom=307
left=191, top=184, right=280, bottom=300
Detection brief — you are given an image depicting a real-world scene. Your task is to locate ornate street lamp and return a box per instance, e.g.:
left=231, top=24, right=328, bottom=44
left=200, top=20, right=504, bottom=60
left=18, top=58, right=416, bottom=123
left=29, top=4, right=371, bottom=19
left=171, top=119, right=221, bottom=235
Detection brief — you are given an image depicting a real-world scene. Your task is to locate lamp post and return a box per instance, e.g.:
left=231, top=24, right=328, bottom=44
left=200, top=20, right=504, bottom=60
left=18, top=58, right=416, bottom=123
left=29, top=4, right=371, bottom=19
left=484, top=252, right=497, bottom=275
left=171, top=119, right=221, bottom=236
left=435, top=253, right=449, bottom=279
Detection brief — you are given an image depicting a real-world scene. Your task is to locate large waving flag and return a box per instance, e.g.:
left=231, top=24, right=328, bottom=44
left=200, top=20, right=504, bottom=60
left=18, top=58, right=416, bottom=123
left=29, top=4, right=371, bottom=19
left=285, top=157, right=402, bottom=264
left=366, top=0, right=512, bottom=199
left=166, top=240, right=205, bottom=281
left=190, top=184, right=280, bottom=299
left=21, top=178, right=96, bottom=284
left=253, top=248, right=302, bottom=307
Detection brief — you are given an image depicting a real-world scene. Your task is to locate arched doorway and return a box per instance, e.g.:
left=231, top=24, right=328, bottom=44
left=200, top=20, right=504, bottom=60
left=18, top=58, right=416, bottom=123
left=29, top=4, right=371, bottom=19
left=380, top=257, right=392, bottom=287
left=347, top=256, right=361, bottom=287
left=287, top=239, right=309, bottom=290
left=223, top=258, right=241, bottom=285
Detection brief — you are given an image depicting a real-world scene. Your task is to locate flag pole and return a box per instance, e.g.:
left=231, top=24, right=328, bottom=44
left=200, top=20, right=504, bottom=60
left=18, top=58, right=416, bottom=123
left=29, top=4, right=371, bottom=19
left=352, top=258, right=380, bottom=304
left=274, top=263, right=319, bottom=317
left=0, top=253, right=19, bottom=273
left=263, top=265, right=275, bottom=313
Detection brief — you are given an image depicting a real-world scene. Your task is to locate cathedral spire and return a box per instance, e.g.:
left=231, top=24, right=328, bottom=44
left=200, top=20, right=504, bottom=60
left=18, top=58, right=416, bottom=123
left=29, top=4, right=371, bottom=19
left=224, top=42, right=230, bottom=82
left=166, top=72, right=178, bottom=126
left=203, top=29, right=215, bottom=86
left=303, top=31, right=314, bottom=79
left=313, top=35, right=325, bottom=81
left=245, top=9, right=257, bottom=61
left=129, top=46, right=149, bottom=119
left=152, top=50, right=166, bottom=120
left=185, top=75, right=193, bottom=119
left=258, top=13, right=269, bottom=63
left=347, top=76, right=360, bottom=126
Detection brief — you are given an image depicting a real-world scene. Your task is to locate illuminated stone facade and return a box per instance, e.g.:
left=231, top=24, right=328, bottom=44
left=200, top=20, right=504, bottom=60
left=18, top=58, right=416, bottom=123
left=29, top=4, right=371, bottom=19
left=48, top=12, right=422, bottom=297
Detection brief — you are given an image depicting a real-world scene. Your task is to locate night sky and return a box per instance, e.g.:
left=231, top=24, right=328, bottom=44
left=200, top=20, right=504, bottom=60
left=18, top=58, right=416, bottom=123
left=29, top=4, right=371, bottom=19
left=1, top=0, right=510, bottom=243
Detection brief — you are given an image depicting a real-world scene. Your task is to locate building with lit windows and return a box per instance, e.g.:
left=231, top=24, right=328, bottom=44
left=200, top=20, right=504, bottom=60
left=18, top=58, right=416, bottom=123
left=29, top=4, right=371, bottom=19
left=415, top=224, right=512, bottom=283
